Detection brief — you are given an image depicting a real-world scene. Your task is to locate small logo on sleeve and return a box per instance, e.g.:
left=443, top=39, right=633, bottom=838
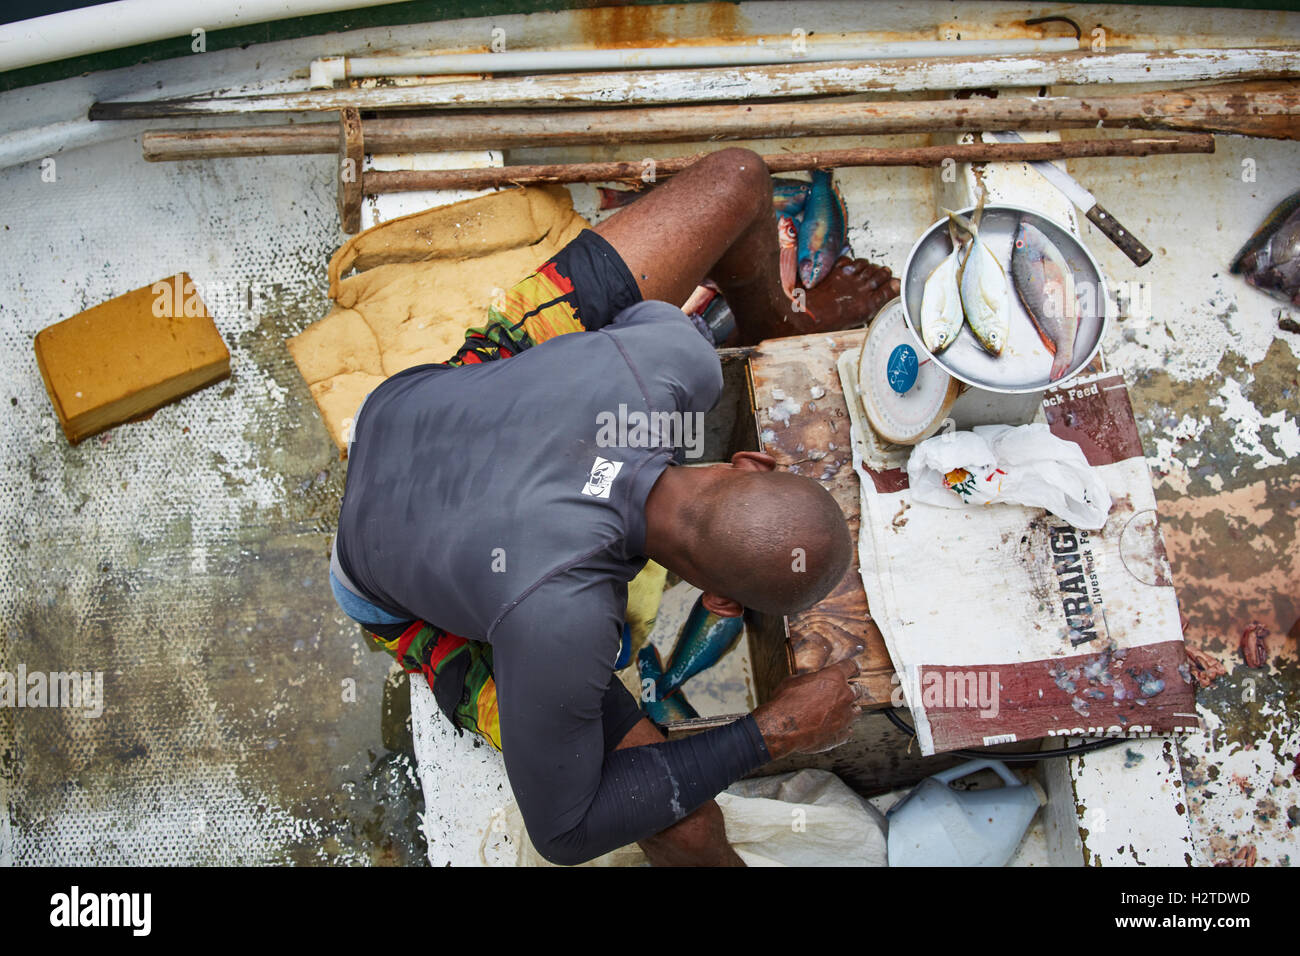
left=581, top=456, right=624, bottom=498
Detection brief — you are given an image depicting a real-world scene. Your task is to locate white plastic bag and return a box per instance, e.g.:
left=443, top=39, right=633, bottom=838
left=906, top=423, right=1112, bottom=530
left=718, top=769, right=888, bottom=867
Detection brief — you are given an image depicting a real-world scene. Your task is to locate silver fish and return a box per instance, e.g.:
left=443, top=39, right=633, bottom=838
left=948, top=207, right=1011, bottom=357
left=1011, top=221, right=1078, bottom=381
left=920, top=221, right=965, bottom=354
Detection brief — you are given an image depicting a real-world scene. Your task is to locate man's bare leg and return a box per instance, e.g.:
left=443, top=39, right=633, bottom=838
left=593, top=148, right=899, bottom=345
left=615, top=717, right=744, bottom=867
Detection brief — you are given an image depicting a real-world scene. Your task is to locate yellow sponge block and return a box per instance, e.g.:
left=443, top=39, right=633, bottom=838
left=34, top=273, right=231, bottom=444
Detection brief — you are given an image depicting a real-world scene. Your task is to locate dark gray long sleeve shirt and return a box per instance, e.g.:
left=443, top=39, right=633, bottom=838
left=334, top=300, right=771, bottom=864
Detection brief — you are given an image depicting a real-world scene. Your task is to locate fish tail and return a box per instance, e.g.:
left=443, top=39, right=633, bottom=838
left=947, top=219, right=963, bottom=250
left=1049, top=350, right=1073, bottom=381
left=944, top=208, right=979, bottom=238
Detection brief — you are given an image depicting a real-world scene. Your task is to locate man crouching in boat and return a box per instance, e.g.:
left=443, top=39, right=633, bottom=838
left=329, top=149, right=896, bottom=866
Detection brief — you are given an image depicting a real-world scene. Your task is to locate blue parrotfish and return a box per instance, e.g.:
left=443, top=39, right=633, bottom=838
left=797, top=169, right=851, bottom=290
left=772, top=178, right=812, bottom=216
left=636, top=645, right=700, bottom=724
left=657, top=596, right=745, bottom=699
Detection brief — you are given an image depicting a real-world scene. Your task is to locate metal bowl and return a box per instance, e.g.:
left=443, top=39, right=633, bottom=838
left=900, top=204, right=1111, bottom=394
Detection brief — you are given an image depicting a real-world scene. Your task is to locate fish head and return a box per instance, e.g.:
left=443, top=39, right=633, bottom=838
left=799, top=249, right=837, bottom=288
left=1232, top=191, right=1300, bottom=276
left=1269, top=212, right=1300, bottom=268
left=777, top=216, right=798, bottom=247
left=1013, top=221, right=1049, bottom=258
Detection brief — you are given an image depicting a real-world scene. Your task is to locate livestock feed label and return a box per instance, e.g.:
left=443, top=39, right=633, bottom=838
left=852, top=372, right=1200, bottom=755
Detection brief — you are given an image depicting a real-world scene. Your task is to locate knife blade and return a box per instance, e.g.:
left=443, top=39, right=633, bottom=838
left=987, top=130, right=1152, bottom=267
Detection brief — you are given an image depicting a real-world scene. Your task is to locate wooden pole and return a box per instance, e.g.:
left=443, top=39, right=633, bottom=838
left=336, top=108, right=363, bottom=234
left=140, top=82, right=1300, bottom=161
left=361, top=135, right=1215, bottom=193
left=94, top=47, right=1300, bottom=118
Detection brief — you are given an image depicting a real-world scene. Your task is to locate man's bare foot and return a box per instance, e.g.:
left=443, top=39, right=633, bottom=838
left=732, top=256, right=901, bottom=345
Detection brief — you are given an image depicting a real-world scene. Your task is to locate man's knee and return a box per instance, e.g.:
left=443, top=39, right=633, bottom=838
left=700, top=148, right=771, bottom=218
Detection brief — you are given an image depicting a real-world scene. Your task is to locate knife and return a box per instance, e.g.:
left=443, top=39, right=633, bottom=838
left=987, top=130, right=1153, bottom=267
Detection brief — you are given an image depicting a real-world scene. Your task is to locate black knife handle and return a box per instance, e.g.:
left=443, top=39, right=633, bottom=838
left=1086, top=204, right=1152, bottom=267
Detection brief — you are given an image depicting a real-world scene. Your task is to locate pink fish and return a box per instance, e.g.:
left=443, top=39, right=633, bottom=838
left=681, top=281, right=718, bottom=317
left=778, top=215, right=799, bottom=302
left=597, top=186, right=650, bottom=210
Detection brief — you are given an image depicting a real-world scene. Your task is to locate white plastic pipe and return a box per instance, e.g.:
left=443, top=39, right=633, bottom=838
left=309, top=37, right=1081, bottom=87
left=0, top=0, right=399, bottom=73
left=0, top=116, right=154, bottom=169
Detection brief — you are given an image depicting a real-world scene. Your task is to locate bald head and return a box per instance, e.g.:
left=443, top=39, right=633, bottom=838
left=679, top=467, right=853, bottom=615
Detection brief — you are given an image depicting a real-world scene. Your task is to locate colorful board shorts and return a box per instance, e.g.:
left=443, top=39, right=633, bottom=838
left=342, top=229, right=643, bottom=752
left=449, top=228, right=642, bottom=365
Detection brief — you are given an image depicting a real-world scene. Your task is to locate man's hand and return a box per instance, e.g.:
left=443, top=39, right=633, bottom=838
left=753, top=658, right=860, bottom=760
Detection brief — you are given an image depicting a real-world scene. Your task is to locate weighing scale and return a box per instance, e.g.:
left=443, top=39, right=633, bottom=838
left=852, top=298, right=960, bottom=446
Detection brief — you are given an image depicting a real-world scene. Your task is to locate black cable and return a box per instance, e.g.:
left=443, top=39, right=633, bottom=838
left=881, top=706, right=1126, bottom=762
left=1024, top=15, right=1082, bottom=40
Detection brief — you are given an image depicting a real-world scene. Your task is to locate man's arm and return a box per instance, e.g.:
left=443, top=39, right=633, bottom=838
left=493, top=594, right=770, bottom=866
left=615, top=659, right=865, bottom=866
left=492, top=580, right=860, bottom=865
left=613, top=716, right=744, bottom=867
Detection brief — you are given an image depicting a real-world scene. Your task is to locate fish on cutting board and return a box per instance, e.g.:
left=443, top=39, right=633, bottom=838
left=636, top=645, right=699, bottom=724
left=657, top=595, right=745, bottom=699
left=920, top=220, right=966, bottom=354
left=1011, top=220, right=1079, bottom=381
left=947, top=200, right=1011, bottom=357
left=797, top=169, right=850, bottom=291
left=1230, top=189, right=1300, bottom=307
